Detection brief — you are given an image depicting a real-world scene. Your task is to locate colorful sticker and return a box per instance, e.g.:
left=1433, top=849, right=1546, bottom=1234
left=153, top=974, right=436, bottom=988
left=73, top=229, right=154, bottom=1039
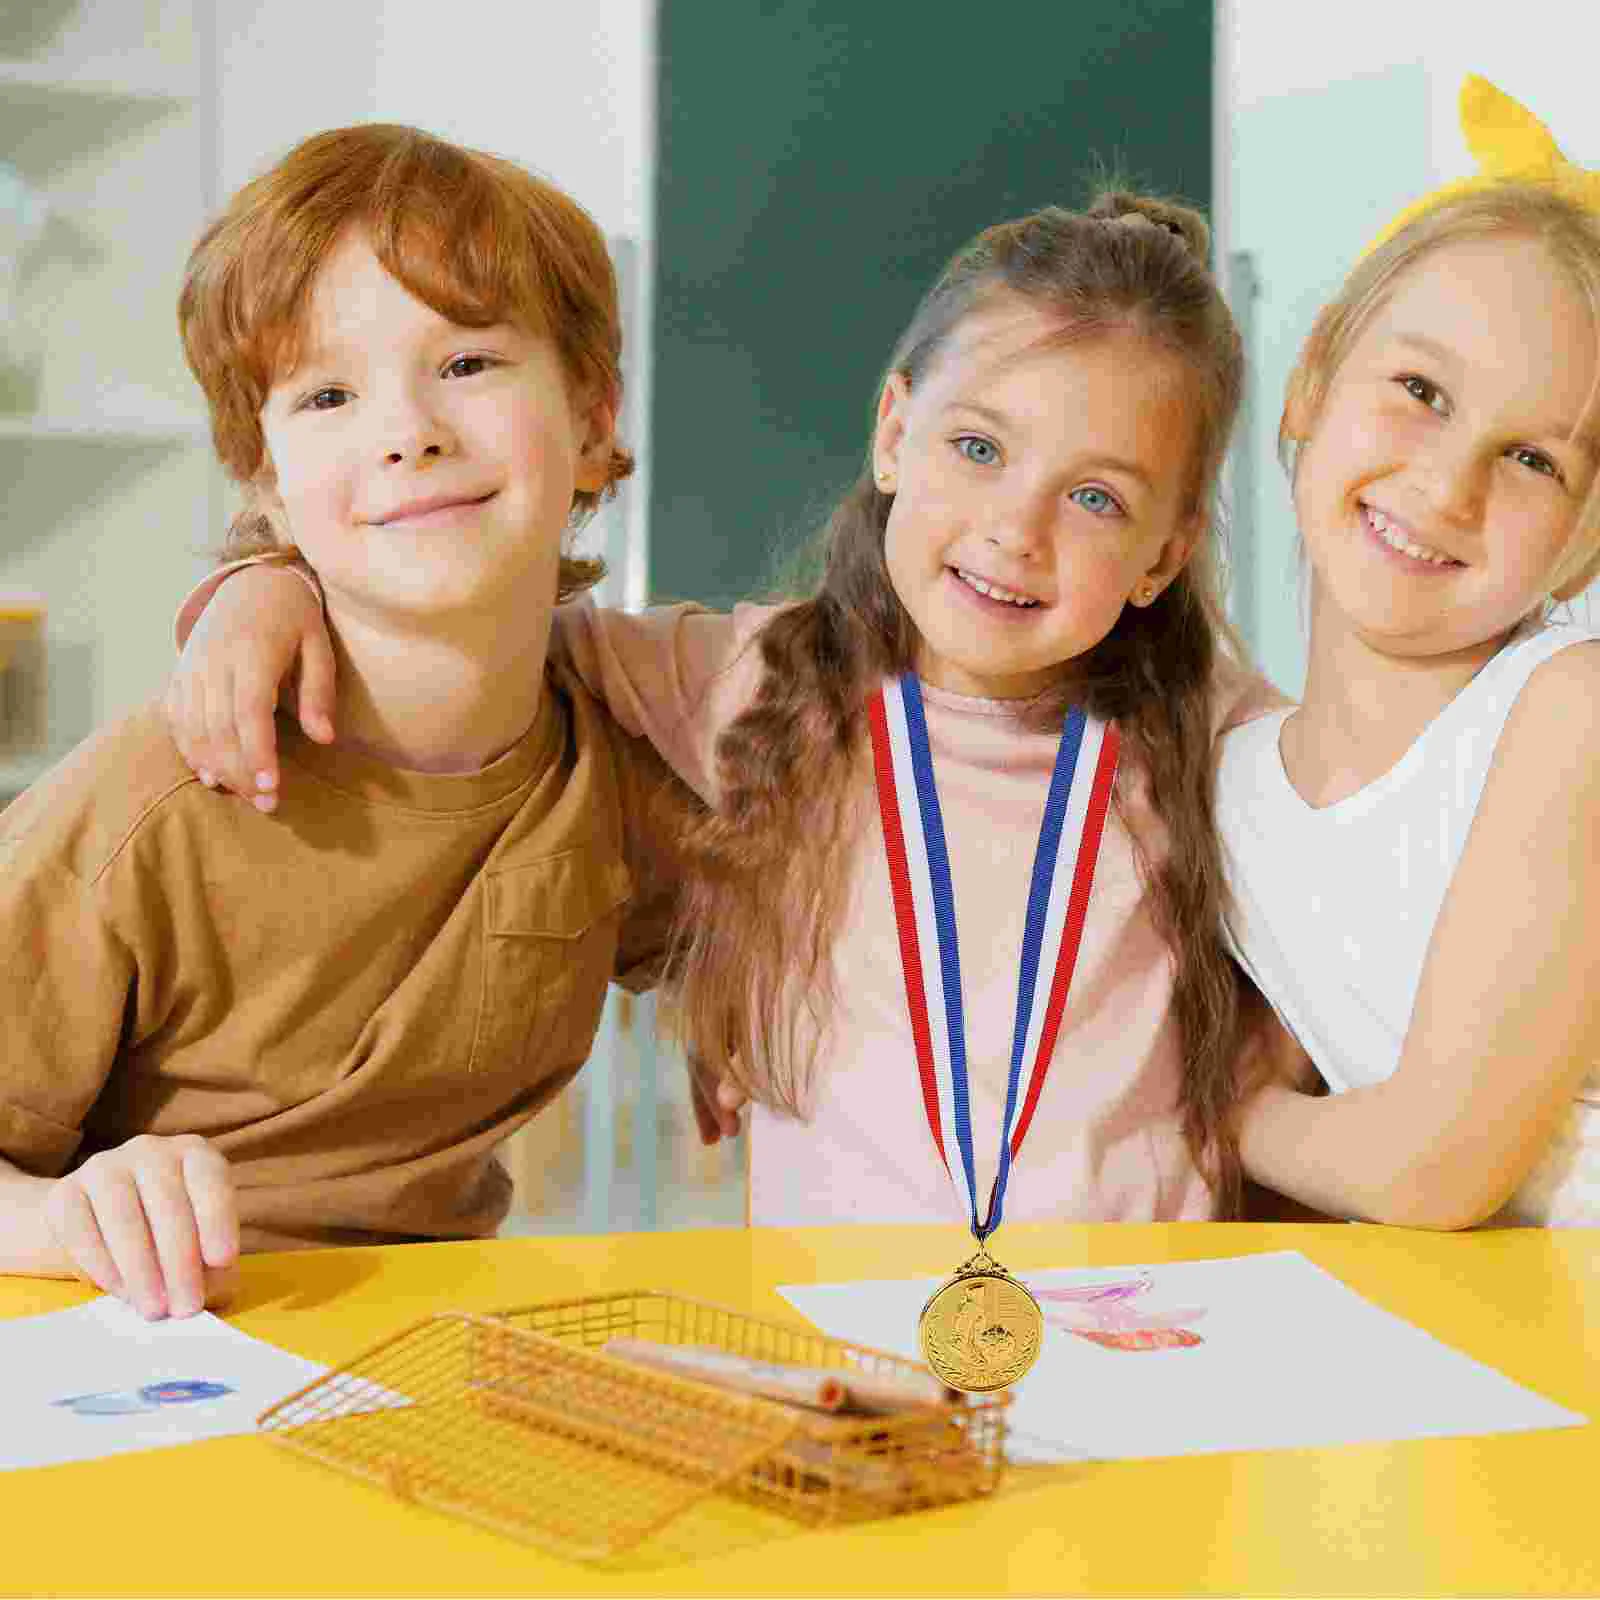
left=52, top=1380, right=234, bottom=1416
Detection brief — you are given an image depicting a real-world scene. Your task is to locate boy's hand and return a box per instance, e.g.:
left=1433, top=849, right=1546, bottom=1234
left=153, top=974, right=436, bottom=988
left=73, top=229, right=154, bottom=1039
left=164, top=565, right=337, bottom=812
left=41, top=1135, right=240, bottom=1320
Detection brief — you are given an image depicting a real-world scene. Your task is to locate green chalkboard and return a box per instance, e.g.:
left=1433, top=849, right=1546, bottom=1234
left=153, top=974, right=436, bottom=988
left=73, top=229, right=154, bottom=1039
left=649, top=0, right=1214, bottom=608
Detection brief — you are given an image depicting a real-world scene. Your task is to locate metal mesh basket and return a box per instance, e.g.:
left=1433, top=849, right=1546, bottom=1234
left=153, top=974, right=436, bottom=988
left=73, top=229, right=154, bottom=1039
left=257, top=1290, right=1009, bottom=1563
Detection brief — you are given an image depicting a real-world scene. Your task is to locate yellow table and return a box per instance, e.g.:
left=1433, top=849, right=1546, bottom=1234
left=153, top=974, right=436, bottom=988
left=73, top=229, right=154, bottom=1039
left=5, top=1222, right=1597, bottom=1596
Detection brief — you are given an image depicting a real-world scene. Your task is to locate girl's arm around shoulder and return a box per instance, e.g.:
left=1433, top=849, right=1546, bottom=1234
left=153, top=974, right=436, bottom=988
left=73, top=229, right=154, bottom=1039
left=1239, top=641, right=1600, bottom=1228
left=551, top=598, right=787, bottom=801
left=167, top=554, right=334, bottom=806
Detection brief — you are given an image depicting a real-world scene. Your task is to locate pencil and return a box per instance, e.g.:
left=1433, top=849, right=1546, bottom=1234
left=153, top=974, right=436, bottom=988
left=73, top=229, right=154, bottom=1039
left=599, top=1339, right=955, bottom=1414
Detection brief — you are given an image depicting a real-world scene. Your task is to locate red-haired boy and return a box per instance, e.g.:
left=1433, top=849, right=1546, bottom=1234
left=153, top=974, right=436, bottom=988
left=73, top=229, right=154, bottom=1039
left=0, top=125, right=686, bottom=1316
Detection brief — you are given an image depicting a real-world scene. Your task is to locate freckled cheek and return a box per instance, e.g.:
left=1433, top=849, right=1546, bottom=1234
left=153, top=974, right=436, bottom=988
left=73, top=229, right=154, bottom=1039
left=280, top=454, right=359, bottom=530
left=498, top=405, right=579, bottom=495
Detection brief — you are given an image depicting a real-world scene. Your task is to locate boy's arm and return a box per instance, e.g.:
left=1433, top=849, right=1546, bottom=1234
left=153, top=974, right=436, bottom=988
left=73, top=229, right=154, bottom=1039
left=0, top=835, right=239, bottom=1316
left=0, top=1158, right=72, bottom=1275
left=609, top=734, right=750, bottom=1146
left=606, top=726, right=701, bottom=996
left=166, top=555, right=334, bottom=809
left=578, top=643, right=744, bottom=1143
left=1239, top=647, right=1600, bottom=1229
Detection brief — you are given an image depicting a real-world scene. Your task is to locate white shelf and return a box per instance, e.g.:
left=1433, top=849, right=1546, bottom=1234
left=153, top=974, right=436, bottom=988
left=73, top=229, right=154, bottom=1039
left=0, top=415, right=209, bottom=446
left=0, top=60, right=194, bottom=104
left=1, top=0, right=216, bottom=759
left=0, top=59, right=196, bottom=179
left=0, top=753, right=52, bottom=796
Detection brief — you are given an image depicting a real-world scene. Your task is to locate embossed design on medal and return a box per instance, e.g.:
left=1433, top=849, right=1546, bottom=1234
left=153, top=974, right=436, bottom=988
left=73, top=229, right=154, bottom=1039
left=919, top=1249, right=1044, bottom=1393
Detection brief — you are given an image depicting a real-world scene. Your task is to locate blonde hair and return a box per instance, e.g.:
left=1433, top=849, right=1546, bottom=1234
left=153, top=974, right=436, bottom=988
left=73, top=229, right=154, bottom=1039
left=671, top=193, right=1262, bottom=1215
left=1283, top=183, right=1600, bottom=601
left=179, top=123, right=632, bottom=601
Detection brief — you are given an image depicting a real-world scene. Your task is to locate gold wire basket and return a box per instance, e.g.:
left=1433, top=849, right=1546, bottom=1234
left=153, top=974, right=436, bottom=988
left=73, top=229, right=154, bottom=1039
left=257, top=1290, right=1010, bottom=1563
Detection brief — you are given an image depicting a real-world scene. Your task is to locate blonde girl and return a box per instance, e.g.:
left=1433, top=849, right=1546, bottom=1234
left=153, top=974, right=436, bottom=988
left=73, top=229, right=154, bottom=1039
left=1222, top=85, right=1600, bottom=1227
left=169, top=193, right=1283, bottom=1226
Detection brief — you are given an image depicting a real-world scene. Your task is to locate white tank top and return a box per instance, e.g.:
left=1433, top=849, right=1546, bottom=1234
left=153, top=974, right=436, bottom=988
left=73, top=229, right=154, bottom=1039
left=1217, top=619, right=1600, bottom=1226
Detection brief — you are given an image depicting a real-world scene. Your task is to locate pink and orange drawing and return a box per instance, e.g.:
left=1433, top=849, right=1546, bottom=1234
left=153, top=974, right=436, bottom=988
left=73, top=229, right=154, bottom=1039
left=1034, top=1274, right=1206, bottom=1352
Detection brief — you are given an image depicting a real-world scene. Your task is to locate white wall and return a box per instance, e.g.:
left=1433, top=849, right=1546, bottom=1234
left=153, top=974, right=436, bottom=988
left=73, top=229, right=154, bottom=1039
left=1220, top=0, right=1600, bottom=694
left=215, top=0, right=653, bottom=233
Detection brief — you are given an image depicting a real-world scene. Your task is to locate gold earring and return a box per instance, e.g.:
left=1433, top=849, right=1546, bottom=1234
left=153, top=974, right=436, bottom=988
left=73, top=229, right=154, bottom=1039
left=1134, top=580, right=1156, bottom=605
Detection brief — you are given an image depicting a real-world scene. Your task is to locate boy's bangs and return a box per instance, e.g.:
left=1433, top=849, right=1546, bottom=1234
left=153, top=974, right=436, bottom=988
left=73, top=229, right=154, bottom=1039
left=241, top=145, right=551, bottom=391
left=365, top=166, right=547, bottom=338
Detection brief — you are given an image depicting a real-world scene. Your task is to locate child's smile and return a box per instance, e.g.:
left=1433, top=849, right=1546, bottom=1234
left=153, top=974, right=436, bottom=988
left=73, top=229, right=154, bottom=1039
left=366, top=489, right=500, bottom=529
left=949, top=566, right=1043, bottom=609
left=1358, top=503, right=1466, bottom=572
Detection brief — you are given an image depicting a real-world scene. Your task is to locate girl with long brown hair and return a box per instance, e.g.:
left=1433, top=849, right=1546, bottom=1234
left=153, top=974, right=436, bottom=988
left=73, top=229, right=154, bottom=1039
left=168, top=190, right=1283, bottom=1226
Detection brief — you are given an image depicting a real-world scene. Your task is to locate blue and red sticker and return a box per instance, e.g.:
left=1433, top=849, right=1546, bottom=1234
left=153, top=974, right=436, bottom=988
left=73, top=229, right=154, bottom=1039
left=52, top=1380, right=234, bottom=1416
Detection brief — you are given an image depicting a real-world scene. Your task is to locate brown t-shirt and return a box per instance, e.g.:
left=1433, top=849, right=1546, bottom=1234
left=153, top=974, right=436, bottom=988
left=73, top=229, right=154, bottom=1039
left=0, top=669, right=682, bottom=1250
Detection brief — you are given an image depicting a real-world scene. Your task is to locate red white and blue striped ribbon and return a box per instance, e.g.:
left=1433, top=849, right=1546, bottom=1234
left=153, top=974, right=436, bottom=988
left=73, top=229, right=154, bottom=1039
left=868, top=673, right=1121, bottom=1240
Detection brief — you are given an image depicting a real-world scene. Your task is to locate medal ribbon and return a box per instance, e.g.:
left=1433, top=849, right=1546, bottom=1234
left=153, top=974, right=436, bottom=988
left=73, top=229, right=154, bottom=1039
left=868, top=674, right=1120, bottom=1240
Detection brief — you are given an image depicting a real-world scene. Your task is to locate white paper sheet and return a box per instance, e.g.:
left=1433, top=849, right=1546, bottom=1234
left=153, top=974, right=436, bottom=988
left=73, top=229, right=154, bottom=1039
left=780, top=1251, right=1587, bottom=1464
left=0, top=1296, right=327, bottom=1470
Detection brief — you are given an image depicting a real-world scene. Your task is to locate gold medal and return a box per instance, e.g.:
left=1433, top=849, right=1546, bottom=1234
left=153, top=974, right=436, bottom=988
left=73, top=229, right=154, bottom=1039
left=917, top=1247, right=1043, bottom=1393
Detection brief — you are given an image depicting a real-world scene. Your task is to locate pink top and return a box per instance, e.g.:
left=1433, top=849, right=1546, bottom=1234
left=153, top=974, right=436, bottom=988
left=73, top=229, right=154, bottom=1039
left=557, top=599, right=1281, bottom=1226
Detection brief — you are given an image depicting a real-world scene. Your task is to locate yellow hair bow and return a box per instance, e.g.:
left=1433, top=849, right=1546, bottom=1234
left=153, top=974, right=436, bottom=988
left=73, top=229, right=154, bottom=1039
left=1364, top=75, right=1600, bottom=255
